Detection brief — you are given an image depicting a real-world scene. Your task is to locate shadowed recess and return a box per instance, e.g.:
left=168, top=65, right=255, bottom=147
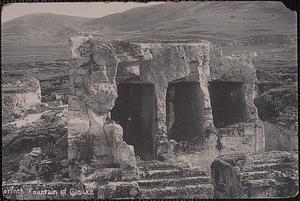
left=209, top=81, right=246, bottom=128
left=166, top=81, right=203, bottom=142
left=111, top=83, right=156, bottom=161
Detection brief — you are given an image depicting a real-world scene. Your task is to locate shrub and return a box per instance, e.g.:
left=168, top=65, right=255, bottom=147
left=71, top=134, right=95, bottom=164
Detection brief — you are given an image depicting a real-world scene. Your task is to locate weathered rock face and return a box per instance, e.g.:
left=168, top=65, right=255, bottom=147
left=68, top=37, right=154, bottom=167
left=262, top=121, right=298, bottom=152
left=211, top=151, right=299, bottom=198
left=138, top=41, right=213, bottom=136
left=68, top=35, right=264, bottom=169
left=210, top=45, right=257, bottom=82
left=254, top=84, right=298, bottom=152
left=255, top=84, right=297, bottom=126
left=2, top=78, right=41, bottom=124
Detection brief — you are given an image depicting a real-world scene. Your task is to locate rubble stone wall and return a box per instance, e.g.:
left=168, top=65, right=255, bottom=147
left=2, top=78, right=41, bottom=123
left=40, top=75, right=69, bottom=103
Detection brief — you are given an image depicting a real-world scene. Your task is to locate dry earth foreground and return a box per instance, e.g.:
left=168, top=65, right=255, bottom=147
left=2, top=35, right=298, bottom=199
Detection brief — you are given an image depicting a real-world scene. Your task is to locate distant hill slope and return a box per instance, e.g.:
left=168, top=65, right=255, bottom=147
left=1, top=1, right=296, bottom=64
left=2, top=13, right=92, bottom=63
left=3, top=13, right=91, bottom=44
left=84, top=1, right=296, bottom=41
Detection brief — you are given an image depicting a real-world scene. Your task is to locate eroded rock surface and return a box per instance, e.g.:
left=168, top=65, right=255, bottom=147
left=68, top=38, right=154, bottom=168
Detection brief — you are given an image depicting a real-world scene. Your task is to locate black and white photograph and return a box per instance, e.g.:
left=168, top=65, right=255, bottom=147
left=1, top=1, right=298, bottom=199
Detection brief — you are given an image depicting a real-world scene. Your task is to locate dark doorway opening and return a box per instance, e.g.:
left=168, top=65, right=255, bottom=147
left=208, top=81, right=246, bottom=128
left=111, top=83, right=156, bottom=161
left=166, top=81, right=203, bottom=142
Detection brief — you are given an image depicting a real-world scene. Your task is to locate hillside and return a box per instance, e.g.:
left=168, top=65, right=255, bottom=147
left=84, top=1, right=296, bottom=41
left=1, top=1, right=297, bottom=63
left=2, top=13, right=92, bottom=63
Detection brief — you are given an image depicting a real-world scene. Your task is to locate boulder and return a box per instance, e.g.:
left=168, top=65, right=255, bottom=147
left=103, top=122, right=137, bottom=168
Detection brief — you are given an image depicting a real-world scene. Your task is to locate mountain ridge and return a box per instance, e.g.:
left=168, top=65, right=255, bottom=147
left=2, top=1, right=296, bottom=64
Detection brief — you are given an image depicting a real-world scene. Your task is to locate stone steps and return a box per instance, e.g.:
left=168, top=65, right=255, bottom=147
left=97, top=181, right=139, bottom=199
left=243, top=178, right=277, bottom=187
left=140, top=184, right=214, bottom=199
left=252, top=159, right=279, bottom=165
left=138, top=161, right=186, bottom=171
left=140, top=167, right=207, bottom=180
left=239, top=170, right=285, bottom=182
left=138, top=176, right=210, bottom=189
left=136, top=161, right=212, bottom=198
left=140, top=169, right=183, bottom=180
left=182, top=167, right=207, bottom=177
left=97, top=161, right=213, bottom=199
left=242, top=162, right=293, bottom=172
left=239, top=162, right=292, bottom=185
left=238, top=171, right=270, bottom=181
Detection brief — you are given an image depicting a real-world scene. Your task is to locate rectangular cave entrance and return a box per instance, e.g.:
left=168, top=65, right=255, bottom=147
left=208, top=81, right=246, bottom=128
left=111, top=83, right=156, bottom=161
left=166, top=81, right=203, bottom=142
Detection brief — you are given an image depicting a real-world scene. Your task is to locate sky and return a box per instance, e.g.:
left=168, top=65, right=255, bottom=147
left=2, top=2, right=164, bottom=23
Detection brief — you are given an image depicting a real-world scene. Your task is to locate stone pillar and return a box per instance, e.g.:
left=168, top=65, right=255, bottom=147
left=67, top=110, right=90, bottom=160
left=154, top=83, right=169, bottom=160
left=242, top=82, right=259, bottom=122
left=166, top=85, right=175, bottom=134
left=254, top=121, right=265, bottom=152
left=67, top=57, right=90, bottom=161
left=199, top=82, right=214, bottom=132
left=190, top=52, right=214, bottom=133
left=241, top=82, right=265, bottom=153
left=155, top=83, right=168, bottom=138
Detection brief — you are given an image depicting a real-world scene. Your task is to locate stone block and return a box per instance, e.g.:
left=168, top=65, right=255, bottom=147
left=97, top=181, right=140, bottom=199
left=67, top=114, right=89, bottom=138
left=68, top=95, right=85, bottom=111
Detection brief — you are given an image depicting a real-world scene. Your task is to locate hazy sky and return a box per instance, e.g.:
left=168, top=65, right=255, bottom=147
left=2, top=2, right=164, bottom=23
